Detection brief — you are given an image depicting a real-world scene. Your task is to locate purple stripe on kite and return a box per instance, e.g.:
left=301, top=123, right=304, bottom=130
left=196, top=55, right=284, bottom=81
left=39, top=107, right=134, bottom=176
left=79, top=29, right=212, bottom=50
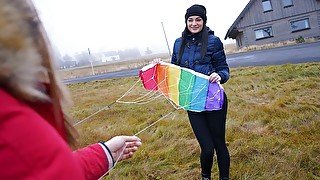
left=205, top=82, right=224, bottom=110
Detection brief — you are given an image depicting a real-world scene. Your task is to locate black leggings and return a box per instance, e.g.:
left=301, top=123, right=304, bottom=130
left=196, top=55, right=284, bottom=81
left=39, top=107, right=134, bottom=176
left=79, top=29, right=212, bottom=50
left=187, top=93, right=230, bottom=178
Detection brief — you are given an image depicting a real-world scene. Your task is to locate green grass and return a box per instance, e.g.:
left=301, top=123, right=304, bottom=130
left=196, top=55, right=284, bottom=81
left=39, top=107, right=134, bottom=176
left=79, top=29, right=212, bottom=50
left=68, top=62, right=320, bottom=180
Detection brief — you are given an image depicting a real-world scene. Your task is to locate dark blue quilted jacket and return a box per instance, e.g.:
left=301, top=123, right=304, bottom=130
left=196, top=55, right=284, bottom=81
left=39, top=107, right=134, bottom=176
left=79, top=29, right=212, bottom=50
left=171, top=28, right=230, bottom=84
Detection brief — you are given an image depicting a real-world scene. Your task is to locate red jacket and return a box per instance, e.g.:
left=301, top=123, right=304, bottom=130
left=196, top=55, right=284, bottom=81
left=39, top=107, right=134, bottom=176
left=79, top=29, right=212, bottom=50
left=0, top=89, right=111, bottom=179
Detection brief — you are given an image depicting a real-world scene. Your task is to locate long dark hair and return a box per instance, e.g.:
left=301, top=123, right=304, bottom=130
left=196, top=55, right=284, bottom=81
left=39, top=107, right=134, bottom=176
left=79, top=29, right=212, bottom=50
left=177, top=25, right=208, bottom=65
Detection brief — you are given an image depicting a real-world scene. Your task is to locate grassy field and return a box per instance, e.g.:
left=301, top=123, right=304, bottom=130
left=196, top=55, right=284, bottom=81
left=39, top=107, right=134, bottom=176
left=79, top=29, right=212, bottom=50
left=68, top=62, right=320, bottom=180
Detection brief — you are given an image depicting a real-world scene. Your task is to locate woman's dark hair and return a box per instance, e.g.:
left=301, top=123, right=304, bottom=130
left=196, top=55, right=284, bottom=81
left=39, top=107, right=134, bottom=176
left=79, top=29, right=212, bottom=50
left=177, top=4, right=208, bottom=65
left=177, top=26, right=208, bottom=65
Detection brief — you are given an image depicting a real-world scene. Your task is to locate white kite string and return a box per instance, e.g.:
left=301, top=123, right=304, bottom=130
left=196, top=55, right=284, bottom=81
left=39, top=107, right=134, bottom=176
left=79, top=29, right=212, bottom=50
left=73, top=79, right=141, bottom=127
left=73, top=101, right=116, bottom=127
left=74, top=77, right=178, bottom=179
left=74, top=63, right=219, bottom=126
left=73, top=65, right=222, bottom=179
left=98, top=109, right=177, bottom=179
left=134, top=109, right=177, bottom=136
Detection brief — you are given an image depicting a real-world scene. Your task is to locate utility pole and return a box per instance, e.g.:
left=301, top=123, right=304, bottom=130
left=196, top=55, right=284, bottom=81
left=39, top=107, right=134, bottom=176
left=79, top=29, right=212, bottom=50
left=88, top=48, right=95, bottom=75
left=161, top=22, right=172, bottom=57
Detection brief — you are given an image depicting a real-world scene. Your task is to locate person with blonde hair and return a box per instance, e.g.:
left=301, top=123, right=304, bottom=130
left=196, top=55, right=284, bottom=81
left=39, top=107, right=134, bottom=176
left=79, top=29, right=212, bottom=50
left=0, top=1, right=141, bottom=179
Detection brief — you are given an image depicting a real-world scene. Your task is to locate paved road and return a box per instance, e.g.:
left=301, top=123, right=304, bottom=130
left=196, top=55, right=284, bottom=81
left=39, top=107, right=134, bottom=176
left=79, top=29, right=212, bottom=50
left=64, top=41, right=320, bottom=84
left=227, top=41, right=320, bottom=67
left=63, top=68, right=139, bottom=84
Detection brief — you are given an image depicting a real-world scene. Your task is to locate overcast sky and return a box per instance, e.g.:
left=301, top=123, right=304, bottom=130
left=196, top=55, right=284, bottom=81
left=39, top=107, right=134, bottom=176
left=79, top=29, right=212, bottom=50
left=33, top=0, right=249, bottom=55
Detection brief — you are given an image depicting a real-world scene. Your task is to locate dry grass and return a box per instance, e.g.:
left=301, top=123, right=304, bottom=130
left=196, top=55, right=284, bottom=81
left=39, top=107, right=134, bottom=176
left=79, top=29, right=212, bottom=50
left=68, top=62, right=320, bottom=180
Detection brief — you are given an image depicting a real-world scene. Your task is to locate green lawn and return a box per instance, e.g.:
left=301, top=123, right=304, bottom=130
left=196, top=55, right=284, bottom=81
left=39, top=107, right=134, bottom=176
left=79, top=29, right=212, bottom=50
left=68, top=62, right=320, bottom=180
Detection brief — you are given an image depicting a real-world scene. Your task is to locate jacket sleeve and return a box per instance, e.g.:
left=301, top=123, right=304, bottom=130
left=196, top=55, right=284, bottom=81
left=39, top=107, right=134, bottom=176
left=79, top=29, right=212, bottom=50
left=171, top=39, right=179, bottom=64
left=73, top=143, right=114, bottom=180
left=211, top=36, right=230, bottom=84
left=0, top=90, right=85, bottom=180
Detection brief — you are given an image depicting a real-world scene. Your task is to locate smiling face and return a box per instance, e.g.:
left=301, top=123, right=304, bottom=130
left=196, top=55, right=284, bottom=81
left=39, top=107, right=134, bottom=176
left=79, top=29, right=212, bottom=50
left=187, top=16, right=204, bottom=34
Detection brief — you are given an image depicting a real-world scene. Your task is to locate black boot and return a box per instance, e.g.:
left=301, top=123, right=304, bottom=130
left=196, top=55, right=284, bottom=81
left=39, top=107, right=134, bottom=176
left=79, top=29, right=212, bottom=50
left=220, top=178, right=229, bottom=180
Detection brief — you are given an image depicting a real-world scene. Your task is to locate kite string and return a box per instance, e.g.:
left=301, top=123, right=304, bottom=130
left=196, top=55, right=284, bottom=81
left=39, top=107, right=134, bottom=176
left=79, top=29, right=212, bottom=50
left=74, top=79, right=141, bottom=126
left=74, top=76, right=165, bottom=126
left=98, top=108, right=176, bottom=179
left=74, top=66, right=220, bottom=126
left=73, top=101, right=116, bottom=127
left=115, top=70, right=218, bottom=109
left=75, top=65, right=221, bottom=177
left=116, top=74, right=160, bottom=104
left=73, top=77, right=179, bottom=177
left=116, top=79, right=141, bottom=101
left=134, top=109, right=176, bottom=136
left=115, top=63, right=213, bottom=108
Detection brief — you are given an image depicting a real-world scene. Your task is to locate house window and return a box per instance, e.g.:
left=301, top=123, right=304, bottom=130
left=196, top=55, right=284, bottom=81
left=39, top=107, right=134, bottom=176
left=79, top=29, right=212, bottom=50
left=255, top=27, right=273, bottom=40
left=262, top=0, right=273, bottom=12
left=282, top=0, right=293, bottom=7
left=290, top=19, right=310, bottom=32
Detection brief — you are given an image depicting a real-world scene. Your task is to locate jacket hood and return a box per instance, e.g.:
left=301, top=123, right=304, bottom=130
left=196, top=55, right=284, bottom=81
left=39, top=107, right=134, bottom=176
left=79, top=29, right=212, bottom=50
left=0, top=0, right=78, bottom=145
left=207, top=27, right=215, bottom=35
left=0, top=0, right=49, bottom=101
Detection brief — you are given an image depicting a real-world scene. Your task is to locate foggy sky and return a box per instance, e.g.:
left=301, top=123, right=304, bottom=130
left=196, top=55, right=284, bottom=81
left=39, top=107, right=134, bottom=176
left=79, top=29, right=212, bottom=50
left=33, top=0, right=249, bottom=56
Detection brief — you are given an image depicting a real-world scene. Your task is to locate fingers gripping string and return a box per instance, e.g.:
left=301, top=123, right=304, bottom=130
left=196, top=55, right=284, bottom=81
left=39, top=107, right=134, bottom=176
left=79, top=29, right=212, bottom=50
left=98, top=109, right=176, bottom=179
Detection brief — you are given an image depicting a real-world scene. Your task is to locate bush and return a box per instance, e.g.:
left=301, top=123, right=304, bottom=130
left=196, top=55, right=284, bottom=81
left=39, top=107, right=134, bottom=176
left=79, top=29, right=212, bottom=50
left=295, top=36, right=305, bottom=43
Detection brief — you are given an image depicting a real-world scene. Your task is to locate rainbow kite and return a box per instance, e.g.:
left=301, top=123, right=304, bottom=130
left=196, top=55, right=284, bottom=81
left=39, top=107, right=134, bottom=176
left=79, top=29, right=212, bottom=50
left=139, top=62, right=224, bottom=112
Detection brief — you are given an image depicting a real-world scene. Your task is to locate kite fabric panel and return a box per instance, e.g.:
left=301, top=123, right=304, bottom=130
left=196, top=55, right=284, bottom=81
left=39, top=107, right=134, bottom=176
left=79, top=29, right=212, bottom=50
left=139, top=62, right=224, bottom=112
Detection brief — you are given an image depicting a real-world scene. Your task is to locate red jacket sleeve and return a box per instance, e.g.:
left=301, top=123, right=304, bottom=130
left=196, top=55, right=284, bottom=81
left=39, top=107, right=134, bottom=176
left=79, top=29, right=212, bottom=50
left=0, top=89, right=110, bottom=180
left=73, top=144, right=110, bottom=180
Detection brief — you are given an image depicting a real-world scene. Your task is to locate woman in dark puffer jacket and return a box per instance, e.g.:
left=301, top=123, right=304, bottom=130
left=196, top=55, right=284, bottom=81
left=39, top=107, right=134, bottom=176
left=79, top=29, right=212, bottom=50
left=171, top=4, right=230, bottom=180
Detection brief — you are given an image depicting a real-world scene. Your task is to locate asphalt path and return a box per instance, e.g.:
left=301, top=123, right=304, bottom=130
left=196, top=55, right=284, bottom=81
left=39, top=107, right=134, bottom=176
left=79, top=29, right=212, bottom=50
left=64, top=41, right=320, bottom=84
left=227, top=41, right=320, bottom=67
